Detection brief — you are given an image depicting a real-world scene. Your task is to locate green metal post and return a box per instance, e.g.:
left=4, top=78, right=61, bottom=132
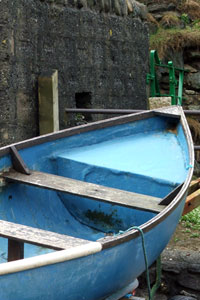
left=177, top=70, right=184, bottom=105
left=147, top=50, right=161, bottom=97
left=146, top=50, right=186, bottom=106
left=168, top=61, right=177, bottom=105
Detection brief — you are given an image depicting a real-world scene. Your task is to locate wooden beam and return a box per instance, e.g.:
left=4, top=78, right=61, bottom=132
left=183, top=188, right=200, bottom=215
left=2, top=169, right=164, bottom=213
left=188, top=178, right=200, bottom=195
left=38, top=70, right=59, bottom=135
left=0, top=220, right=91, bottom=252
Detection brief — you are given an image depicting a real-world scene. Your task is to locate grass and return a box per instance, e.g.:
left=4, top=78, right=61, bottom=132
left=181, top=0, right=200, bottom=20
left=187, top=117, right=200, bottom=144
left=181, top=206, right=200, bottom=235
left=149, top=0, right=200, bottom=57
left=150, top=26, right=200, bottom=57
left=160, top=12, right=181, bottom=29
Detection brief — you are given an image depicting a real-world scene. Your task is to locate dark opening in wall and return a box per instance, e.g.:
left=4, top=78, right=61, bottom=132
left=75, top=92, right=92, bottom=122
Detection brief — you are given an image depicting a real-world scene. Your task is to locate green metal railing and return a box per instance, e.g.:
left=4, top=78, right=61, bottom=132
left=146, top=50, right=187, bottom=106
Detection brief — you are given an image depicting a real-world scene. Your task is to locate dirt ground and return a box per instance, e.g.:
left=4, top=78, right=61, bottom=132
left=167, top=221, right=200, bottom=252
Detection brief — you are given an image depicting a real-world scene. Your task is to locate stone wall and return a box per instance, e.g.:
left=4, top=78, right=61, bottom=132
left=0, top=0, right=149, bottom=146
left=136, top=249, right=200, bottom=300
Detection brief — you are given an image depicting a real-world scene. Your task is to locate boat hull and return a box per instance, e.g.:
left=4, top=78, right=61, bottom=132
left=0, top=107, right=193, bottom=299
left=0, top=195, right=186, bottom=300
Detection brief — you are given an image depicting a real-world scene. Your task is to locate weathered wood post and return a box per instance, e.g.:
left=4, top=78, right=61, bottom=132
left=8, top=240, right=24, bottom=262
left=38, top=70, right=59, bottom=135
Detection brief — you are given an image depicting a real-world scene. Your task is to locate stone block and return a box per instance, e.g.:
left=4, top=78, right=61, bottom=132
left=186, top=72, right=200, bottom=90
left=148, top=97, right=171, bottom=109
left=148, top=3, right=169, bottom=13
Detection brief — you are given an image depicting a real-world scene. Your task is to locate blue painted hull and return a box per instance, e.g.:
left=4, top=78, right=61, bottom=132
left=0, top=107, right=193, bottom=299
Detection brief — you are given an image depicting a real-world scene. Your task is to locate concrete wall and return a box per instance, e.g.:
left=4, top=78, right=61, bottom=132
left=0, top=0, right=149, bottom=146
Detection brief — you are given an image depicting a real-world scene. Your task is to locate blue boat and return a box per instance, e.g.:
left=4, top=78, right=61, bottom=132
left=0, top=106, right=193, bottom=299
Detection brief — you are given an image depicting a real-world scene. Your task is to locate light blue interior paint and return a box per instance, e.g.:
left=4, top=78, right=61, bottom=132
left=55, top=122, right=187, bottom=232
left=58, top=130, right=186, bottom=183
left=0, top=115, right=190, bottom=263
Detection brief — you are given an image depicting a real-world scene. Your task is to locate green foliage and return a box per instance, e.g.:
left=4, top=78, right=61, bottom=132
left=183, top=228, right=191, bottom=233
left=180, top=13, right=190, bottom=24
left=174, top=237, right=180, bottom=242
left=181, top=207, right=200, bottom=231
left=190, top=232, right=200, bottom=238
left=149, top=0, right=200, bottom=57
left=192, top=19, right=200, bottom=28
left=74, top=113, right=87, bottom=125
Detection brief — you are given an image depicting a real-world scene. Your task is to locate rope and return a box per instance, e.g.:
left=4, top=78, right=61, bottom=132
left=150, top=256, right=162, bottom=299
left=115, top=226, right=162, bottom=300
left=116, top=226, right=151, bottom=299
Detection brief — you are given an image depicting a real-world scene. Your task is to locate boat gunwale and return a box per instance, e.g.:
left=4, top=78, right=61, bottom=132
left=0, top=242, right=103, bottom=276
left=0, top=107, right=194, bottom=257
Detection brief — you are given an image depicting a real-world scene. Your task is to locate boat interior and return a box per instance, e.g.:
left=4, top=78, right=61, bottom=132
left=0, top=113, right=190, bottom=262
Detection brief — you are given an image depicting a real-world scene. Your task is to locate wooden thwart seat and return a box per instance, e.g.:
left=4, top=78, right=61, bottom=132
left=0, top=219, right=92, bottom=261
left=0, top=220, right=91, bottom=251
left=2, top=169, right=165, bottom=213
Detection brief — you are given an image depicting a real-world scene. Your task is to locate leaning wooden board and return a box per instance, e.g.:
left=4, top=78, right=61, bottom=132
left=183, top=178, right=200, bottom=215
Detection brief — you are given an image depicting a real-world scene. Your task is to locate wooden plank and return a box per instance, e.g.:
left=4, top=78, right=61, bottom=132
left=38, top=70, right=59, bottom=135
left=0, top=220, right=91, bottom=251
left=8, top=240, right=24, bottom=261
left=183, top=188, right=200, bottom=215
left=2, top=170, right=164, bottom=213
left=188, top=178, right=200, bottom=195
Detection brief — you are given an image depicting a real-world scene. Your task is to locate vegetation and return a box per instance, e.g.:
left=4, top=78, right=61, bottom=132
left=160, top=12, right=181, bottom=29
left=181, top=207, right=200, bottom=238
left=150, top=26, right=200, bottom=57
left=187, top=118, right=200, bottom=144
left=148, top=0, right=200, bottom=57
left=147, top=0, right=200, bottom=231
left=181, top=0, right=200, bottom=20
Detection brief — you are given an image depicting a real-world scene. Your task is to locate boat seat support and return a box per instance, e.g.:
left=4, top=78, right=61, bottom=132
left=158, top=183, right=183, bottom=206
left=8, top=240, right=24, bottom=262
left=10, top=146, right=30, bottom=175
